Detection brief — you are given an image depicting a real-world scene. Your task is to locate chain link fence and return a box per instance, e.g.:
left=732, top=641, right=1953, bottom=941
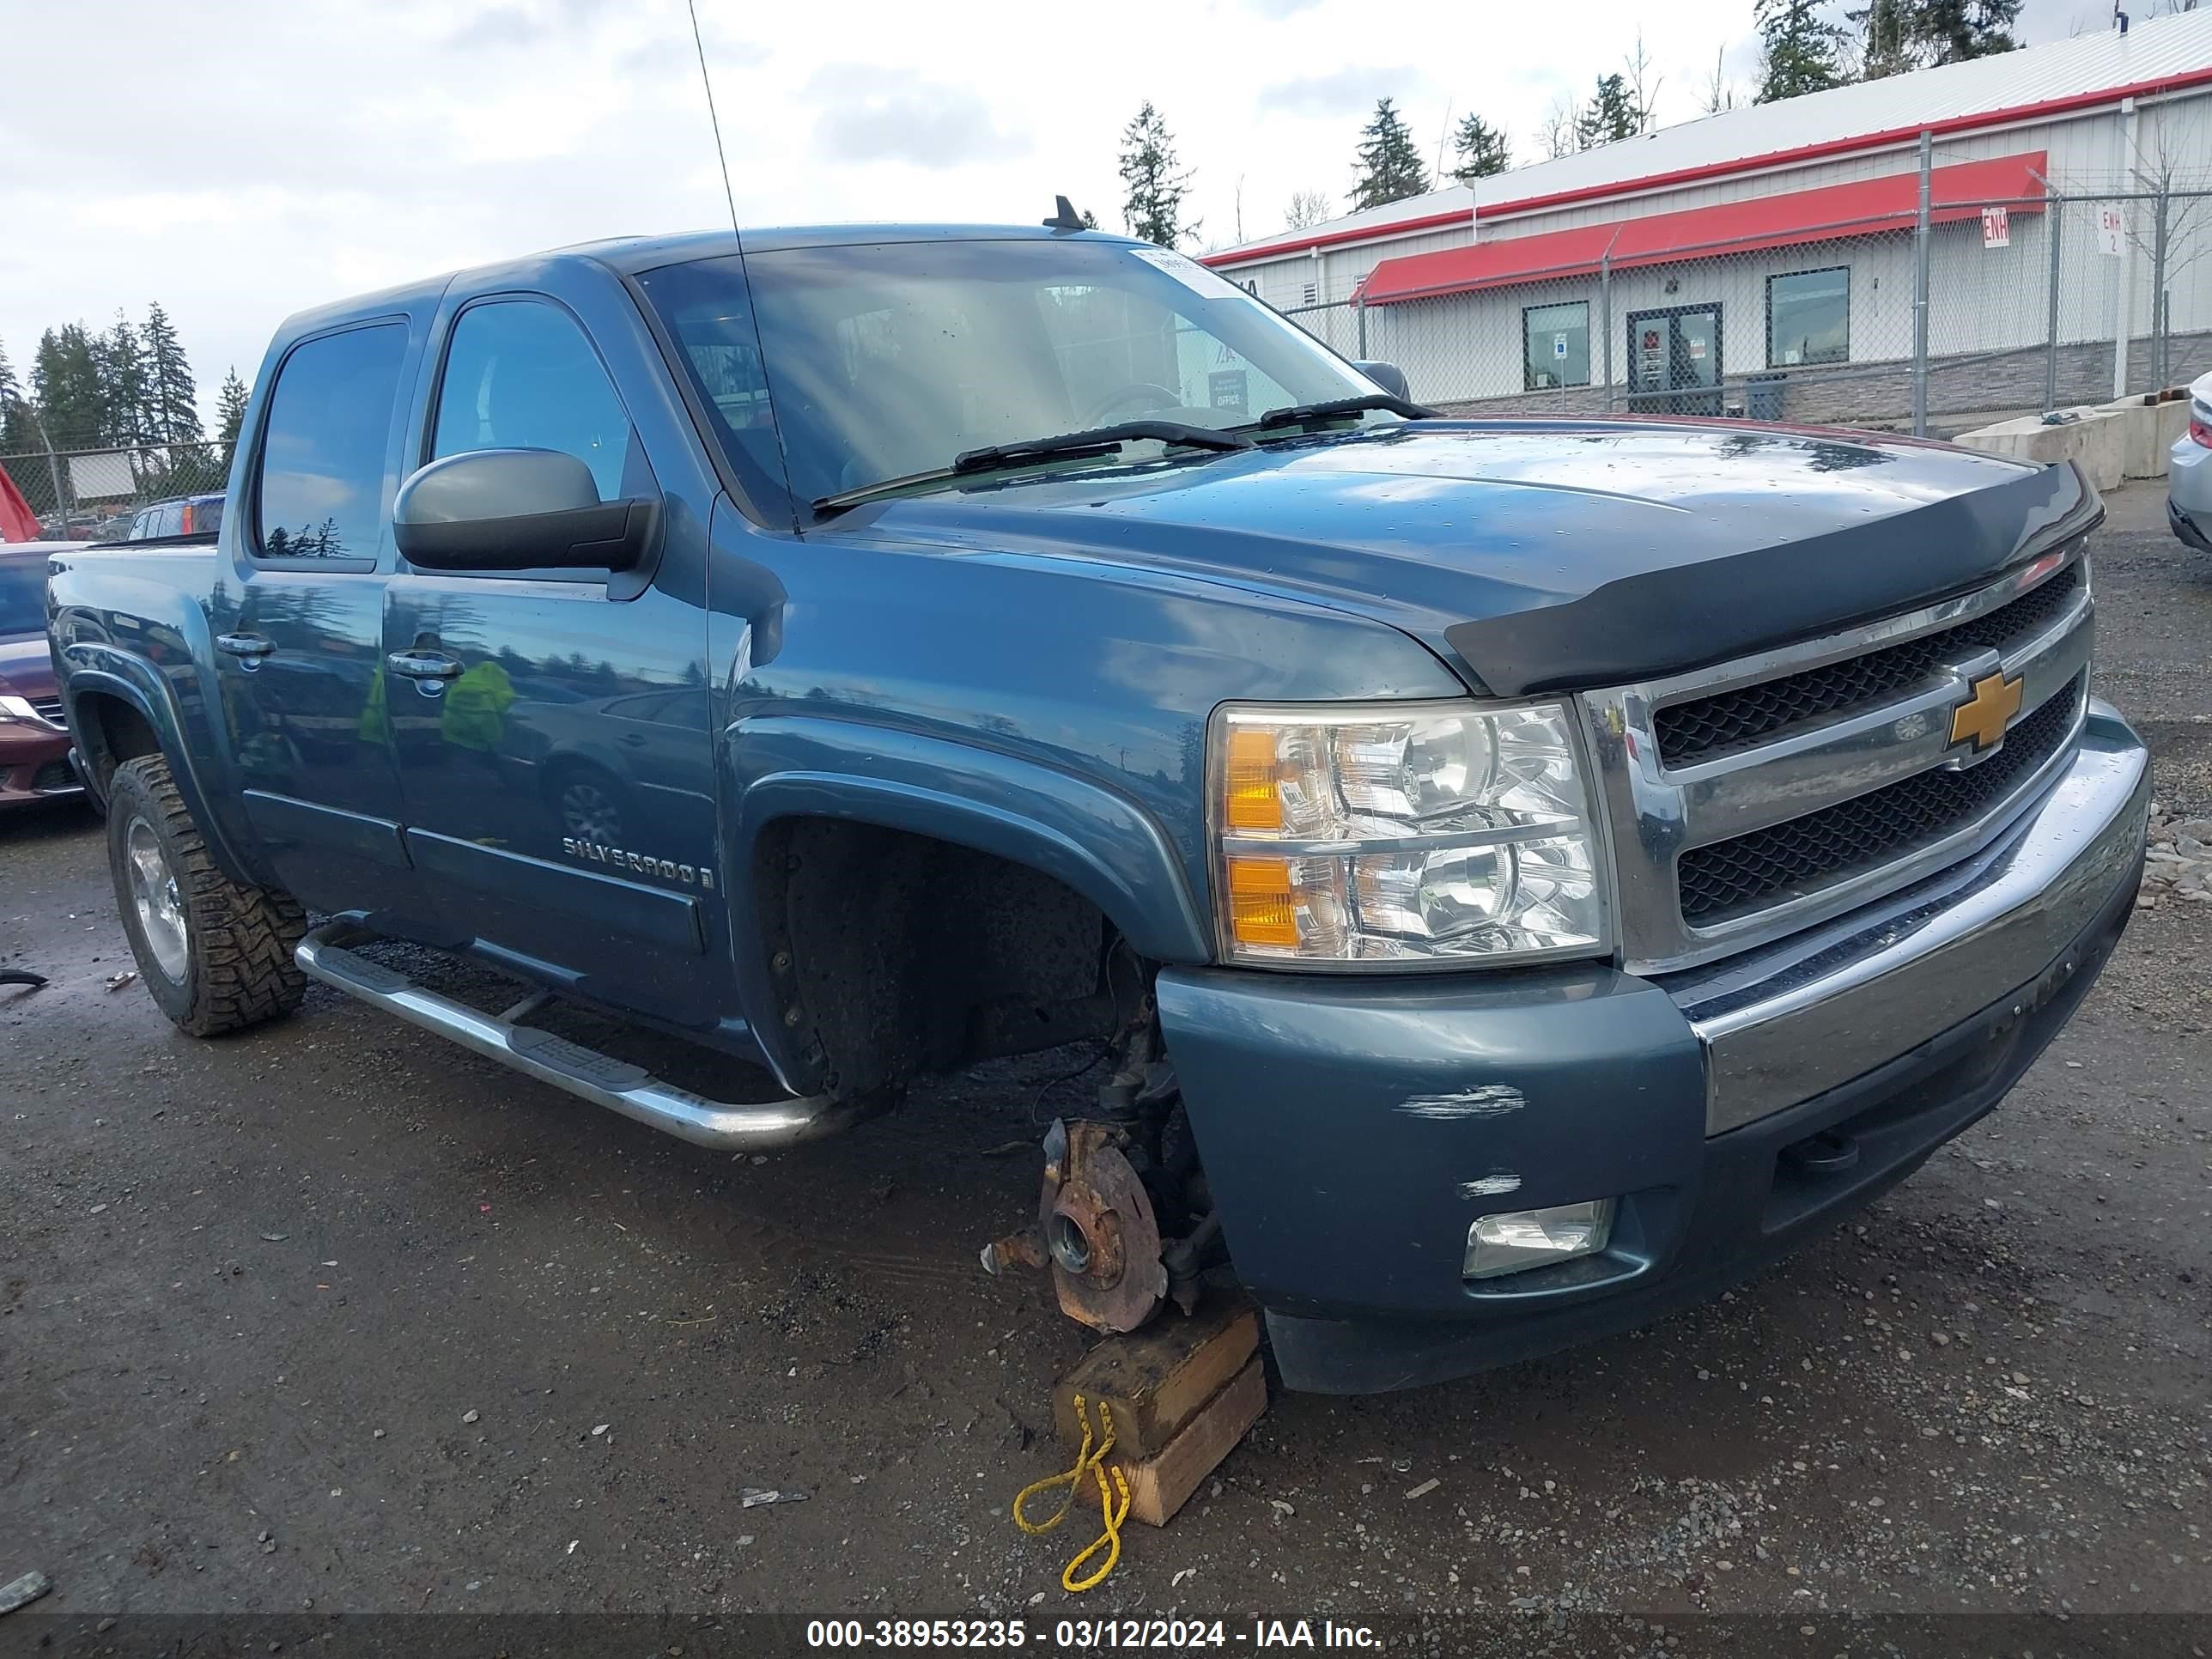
left=0, top=440, right=233, bottom=541
left=1271, top=175, right=2212, bottom=439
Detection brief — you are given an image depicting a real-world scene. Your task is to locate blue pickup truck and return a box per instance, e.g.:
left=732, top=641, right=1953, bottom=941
left=44, top=221, right=2148, bottom=1392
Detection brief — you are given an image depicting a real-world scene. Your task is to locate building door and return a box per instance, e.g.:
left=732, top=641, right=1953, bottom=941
left=1626, top=303, right=1723, bottom=416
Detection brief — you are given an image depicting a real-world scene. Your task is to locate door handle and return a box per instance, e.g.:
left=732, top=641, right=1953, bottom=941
left=386, top=650, right=464, bottom=681
left=215, top=633, right=275, bottom=659
left=618, top=732, right=647, bottom=749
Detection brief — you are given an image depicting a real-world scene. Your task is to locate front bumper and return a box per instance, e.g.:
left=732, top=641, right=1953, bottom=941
left=0, top=721, right=81, bottom=809
left=1159, top=704, right=2149, bottom=1393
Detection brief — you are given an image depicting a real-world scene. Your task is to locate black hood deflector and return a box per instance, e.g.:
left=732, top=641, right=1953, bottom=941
left=1445, top=460, right=2099, bottom=697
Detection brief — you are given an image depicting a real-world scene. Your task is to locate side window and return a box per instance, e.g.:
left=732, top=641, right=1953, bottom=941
left=155, top=503, right=185, bottom=537
left=432, top=301, right=634, bottom=501
left=256, top=322, right=409, bottom=561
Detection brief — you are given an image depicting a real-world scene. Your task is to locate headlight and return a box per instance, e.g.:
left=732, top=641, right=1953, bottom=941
left=1211, top=700, right=1608, bottom=967
left=0, top=694, right=40, bottom=724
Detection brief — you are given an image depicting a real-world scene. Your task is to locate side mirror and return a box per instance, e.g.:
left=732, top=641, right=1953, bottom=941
left=1353, top=361, right=1413, bottom=403
left=393, top=448, right=659, bottom=573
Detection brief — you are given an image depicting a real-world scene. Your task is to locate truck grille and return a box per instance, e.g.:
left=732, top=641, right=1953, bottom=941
left=1581, top=542, right=2099, bottom=976
left=1676, top=675, right=2083, bottom=924
left=1656, top=565, right=2081, bottom=766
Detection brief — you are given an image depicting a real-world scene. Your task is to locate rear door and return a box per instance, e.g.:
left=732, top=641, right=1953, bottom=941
left=380, top=282, right=718, bottom=1024
left=208, top=319, right=422, bottom=919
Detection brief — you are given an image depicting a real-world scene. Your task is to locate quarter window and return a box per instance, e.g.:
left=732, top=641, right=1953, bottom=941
left=255, top=322, right=408, bottom=561
left=1523, top=301, right=1590, bottom=391
left=433, top=301, right=634, bottom=501
left=1767, top=268, right=1849, bottom=368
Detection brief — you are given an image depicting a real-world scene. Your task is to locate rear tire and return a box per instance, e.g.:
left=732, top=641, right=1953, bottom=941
left=106, top=754, right=307, bottom=1036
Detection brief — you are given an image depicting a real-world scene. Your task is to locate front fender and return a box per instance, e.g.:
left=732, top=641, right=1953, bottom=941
left=722, top=714, right=1212, bottom=1090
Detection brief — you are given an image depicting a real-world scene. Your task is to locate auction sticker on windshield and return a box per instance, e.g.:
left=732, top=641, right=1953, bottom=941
left=1129, top=246, right=1232, bottom=296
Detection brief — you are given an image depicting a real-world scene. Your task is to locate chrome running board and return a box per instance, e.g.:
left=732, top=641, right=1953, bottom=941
left=295, top=921, right=870, bottom=1152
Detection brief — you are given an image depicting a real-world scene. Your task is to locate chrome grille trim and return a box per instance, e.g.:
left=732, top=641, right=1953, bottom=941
left=1581, top=540, right=2094, bottom=976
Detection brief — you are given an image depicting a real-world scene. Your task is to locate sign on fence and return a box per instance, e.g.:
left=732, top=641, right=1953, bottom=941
left=2098, top=204, right=2127, bottom=257
left=1981, top=206, right=2009, bottom=249
left=65, top=452, right=133, bottom=503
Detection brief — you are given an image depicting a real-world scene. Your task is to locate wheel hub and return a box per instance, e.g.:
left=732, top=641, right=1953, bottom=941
left=125, top=817, right=188, bottom=983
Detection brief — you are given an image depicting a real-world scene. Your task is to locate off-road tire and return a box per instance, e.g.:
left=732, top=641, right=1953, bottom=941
left=106, top=754, right=307, bottom=1037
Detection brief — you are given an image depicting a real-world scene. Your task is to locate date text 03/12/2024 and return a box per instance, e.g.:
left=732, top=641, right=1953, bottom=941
left=803, top=1620, right=1382, bottom=1649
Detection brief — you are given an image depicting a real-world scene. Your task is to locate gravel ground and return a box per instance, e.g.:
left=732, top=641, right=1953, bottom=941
left=2, top=484, right=2209, bottom=1650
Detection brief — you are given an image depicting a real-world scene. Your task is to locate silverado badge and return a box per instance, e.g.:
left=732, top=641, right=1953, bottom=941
left=1949, top=668, right=2025, bottom=752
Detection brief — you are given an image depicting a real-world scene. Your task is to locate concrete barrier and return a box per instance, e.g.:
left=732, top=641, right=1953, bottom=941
left=1955, top=392, right=2191, bottom=487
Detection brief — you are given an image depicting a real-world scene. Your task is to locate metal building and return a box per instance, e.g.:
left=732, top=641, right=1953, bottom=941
left=1204, top=10, right=2212, bottom=429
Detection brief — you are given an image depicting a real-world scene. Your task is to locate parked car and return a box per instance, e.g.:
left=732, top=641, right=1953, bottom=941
left=124, top=493, right=226, bottom=541
left=2169, top=368, right=2212, bottom=551
left=1, top=543, right=82, bottom=810
left=45, top=222, right=2147, bottom=1393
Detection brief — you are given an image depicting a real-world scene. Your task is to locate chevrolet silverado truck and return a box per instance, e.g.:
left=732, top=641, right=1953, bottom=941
left=45, top=222, right=2148, bottom=1393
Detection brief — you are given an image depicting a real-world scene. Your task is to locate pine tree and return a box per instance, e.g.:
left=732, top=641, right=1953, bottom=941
left=1350, top=99, right=1429, bottom=211
left=1448, top=114, right=1511, bottom=183
left=94, top=312, right=153, bottom=447
left=1118, top=102, right=1197, bottom=249
left=143, top=302, right=203, bottom=446
left=1754, top=0, right=1847, bottom=104
left=0, top=337, right=29, bottom=453
left=1576, top=74, right=1646, bottom=149
left=216, top=368, right=250, bottom=462
left=32, top=326, right=105, bottom=451
left=1850, top=0, right=2019, bottom=74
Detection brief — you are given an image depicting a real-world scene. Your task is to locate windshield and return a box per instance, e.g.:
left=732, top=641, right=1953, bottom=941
left=0, top=560, right=44, bottom=638
left=639, top=238, right=1380, bottom=507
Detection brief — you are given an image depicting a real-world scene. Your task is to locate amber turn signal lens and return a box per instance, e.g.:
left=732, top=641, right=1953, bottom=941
left=1225, top=856, right=1300, bottom=948
left=1224, top=726, right=1282, bottom=832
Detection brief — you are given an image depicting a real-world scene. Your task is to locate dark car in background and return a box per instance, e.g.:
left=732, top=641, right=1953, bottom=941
left=125, top=493, right=226, bottom=541
left=0, top=543, right=81, bottom=810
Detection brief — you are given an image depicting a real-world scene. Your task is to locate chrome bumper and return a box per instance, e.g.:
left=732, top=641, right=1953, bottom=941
left=1668, top=702, right=2149, bottom=1135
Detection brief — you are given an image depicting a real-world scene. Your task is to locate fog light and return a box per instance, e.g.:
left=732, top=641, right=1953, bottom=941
left=1464, top=1199, right=1616, bottom=1279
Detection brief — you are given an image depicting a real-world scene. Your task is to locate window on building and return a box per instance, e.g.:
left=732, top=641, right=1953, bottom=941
left=255, top=321, right=408, bottom=562
left=1767, top=267, right=1849, bottom=368
left=1523, top=301, right=1590, bottom=391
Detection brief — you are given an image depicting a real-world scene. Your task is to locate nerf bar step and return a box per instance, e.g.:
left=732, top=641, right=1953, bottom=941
left=295, top=920, right=869, bottom=1151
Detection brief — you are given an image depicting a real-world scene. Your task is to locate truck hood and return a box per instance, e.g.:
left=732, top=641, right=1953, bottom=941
left=825, top=422, right=2098, bottom=696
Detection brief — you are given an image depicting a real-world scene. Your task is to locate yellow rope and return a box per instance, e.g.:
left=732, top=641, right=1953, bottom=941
left=1010, top=1392, right=1130, bottom=1593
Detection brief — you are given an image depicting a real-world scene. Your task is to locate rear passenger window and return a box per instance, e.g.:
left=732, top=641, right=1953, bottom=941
left=256, top=322, right=407, bottom=561
left=432, top=301, right=634, bottom=502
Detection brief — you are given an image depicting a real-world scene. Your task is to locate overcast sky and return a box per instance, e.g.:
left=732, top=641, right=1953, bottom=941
left=0, top=0, right=2102, bottom=438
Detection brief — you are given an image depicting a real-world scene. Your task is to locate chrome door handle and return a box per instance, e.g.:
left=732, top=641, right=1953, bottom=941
left=386, top=651, right=464, bottom=681
left=215, top=633, right=275, bottom=659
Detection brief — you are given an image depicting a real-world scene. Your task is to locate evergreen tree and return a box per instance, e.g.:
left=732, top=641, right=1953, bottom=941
left=1350, top=98, right=1429, bottom=211
left=0, top=337, right=30, bottom=452
left=216, top=367, right=251, bottom=462
left=1576, top=73, right=1646, bottom=148
left=1448, top=114, right=1511, bottom=183
left=1754, top=0, right=1847, bottom=103
left=1850, top=0, right=2018, bottom=74
left=143, top=302, right=203, bottom=446
left=32, top=326, right=105, bottom=450
left=1118, top=101, right=1197, bottom=249
left=94, top=312, right=153, bottom=447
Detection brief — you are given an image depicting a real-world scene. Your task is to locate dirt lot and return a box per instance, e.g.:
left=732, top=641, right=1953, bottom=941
left=3, top=484, right=2209, bottom=1651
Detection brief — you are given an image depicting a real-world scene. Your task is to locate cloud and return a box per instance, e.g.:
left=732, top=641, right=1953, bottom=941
left=1244, top=0, right=1324, bottom=13
left=1255, top=64, right=1422, bottom=119
left=445, top=6, right=544, bottom=49
left=805, top=65, right=1027, bottom=169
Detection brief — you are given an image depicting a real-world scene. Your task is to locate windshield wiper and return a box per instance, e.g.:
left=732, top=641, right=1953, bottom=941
left=812, top=420, right=1254, bottom=515
left=951, top=419, right=1254, bottom=473
left=1243, top=392, right=1435, bottom=434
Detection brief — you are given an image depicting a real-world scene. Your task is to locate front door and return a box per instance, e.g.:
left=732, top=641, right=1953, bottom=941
left=1626, top=303, right=1723, bottom=416
left=381, top=293, right=719, bottom=1025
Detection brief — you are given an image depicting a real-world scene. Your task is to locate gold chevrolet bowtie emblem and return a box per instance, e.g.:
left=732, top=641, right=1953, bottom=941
left=1949, top=669, right=2024, bottom=751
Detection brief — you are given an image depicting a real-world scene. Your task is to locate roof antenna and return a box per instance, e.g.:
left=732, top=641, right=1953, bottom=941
left=687, top=0, right=744, bottom=246
left=1042, top=195, right=1088, bottom=232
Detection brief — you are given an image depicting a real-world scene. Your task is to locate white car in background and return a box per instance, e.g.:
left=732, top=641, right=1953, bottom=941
left=2172, top=369, right=2212, bottom=552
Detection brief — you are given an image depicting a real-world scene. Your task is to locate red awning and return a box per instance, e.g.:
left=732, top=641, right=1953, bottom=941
left=1359, top=151, right=2046, bottom=306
